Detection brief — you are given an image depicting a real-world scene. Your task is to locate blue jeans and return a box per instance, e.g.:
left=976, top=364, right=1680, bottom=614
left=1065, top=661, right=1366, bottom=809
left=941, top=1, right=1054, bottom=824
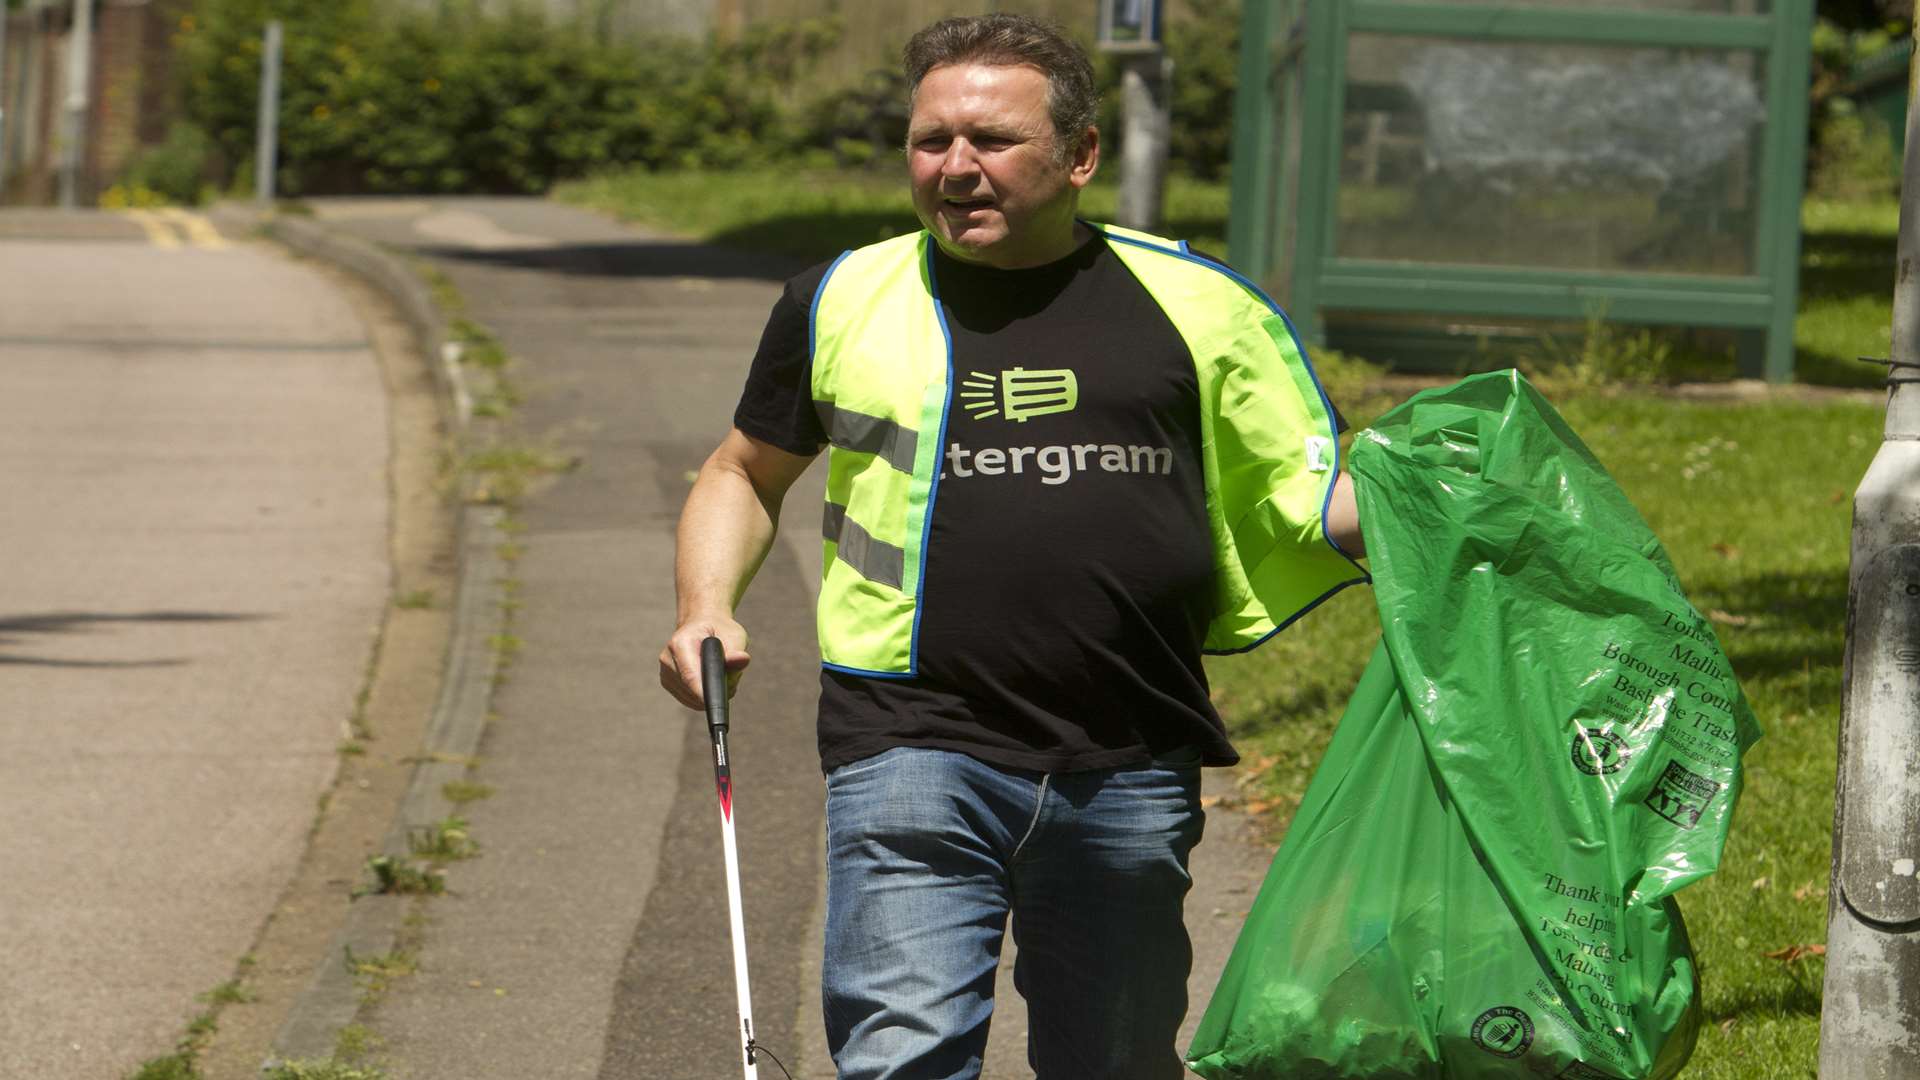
left=821, top=746, right=1204, bottom=1079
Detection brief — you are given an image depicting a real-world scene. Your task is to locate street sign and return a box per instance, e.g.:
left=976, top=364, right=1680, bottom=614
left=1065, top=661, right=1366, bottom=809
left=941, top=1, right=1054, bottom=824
left=1097, top=0, right=1160, bottom=52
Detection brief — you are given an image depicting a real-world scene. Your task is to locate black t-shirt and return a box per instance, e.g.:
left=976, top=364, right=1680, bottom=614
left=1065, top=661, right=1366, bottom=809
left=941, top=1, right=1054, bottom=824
left=736, top=234, right=1327, bottom=774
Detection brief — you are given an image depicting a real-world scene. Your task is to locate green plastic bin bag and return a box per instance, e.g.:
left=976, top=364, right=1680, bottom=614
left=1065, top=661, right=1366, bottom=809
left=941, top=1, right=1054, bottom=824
left=1187, top=371, right=1761, bottom=1079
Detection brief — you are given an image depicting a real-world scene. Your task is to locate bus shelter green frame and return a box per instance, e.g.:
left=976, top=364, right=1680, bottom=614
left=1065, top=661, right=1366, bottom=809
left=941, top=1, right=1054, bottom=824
left=1226, top=1, right=1815, bottom=381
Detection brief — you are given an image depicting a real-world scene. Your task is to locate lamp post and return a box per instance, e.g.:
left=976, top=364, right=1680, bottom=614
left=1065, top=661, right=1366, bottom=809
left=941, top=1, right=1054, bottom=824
left=1098, top=0, right=1169, bottom=233
left=55, top=0, right=90, bottom=208
left=1819, top=19, right=1920, bottom=1079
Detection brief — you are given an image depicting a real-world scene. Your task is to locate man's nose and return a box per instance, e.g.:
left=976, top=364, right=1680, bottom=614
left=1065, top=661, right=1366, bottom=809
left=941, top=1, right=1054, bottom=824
left=940, top=139, right=980, bottom=178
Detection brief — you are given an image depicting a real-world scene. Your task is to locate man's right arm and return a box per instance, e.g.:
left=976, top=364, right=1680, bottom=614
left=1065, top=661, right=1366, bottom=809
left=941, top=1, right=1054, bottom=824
left=658, top=428, right=817, bottom=710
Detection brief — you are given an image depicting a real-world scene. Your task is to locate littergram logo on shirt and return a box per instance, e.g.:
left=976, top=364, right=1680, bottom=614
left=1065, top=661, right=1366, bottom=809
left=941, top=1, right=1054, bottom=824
left=945, top=365, right=1173, bottom=485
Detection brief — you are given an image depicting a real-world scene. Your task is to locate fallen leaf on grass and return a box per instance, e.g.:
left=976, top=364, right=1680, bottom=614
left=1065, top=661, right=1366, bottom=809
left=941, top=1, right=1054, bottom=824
left=1762, top=944, right=1827, bottom=964
left=1244, top=797, right=1282, bottom=815
left=1199, top=795, right=1224, bottom=809
left=1239, top=754, right=1279, bottom=781
left=1830, top=489, right=1849, bottom=506
left=1751, top=875, right=1771, bottom=891
left=1794, top=880, right=1824, bottom=902
left=1718, top=1018, right=1737, bottom=1036
left=1711, top=542, right=1742, bottom=560
left=1707, top=609, right=1751, bottom=627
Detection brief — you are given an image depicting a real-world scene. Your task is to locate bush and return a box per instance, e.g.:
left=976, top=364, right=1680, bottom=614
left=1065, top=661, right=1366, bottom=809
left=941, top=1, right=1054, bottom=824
left=1810, top=99, right=1898, bottom=200
left=170, top=0, right=1242, bottom=196
left=118, top=121, right=214, bottom=204
left=1164, top=0, right=1241, bottom=181
left=177, top=2, right=838, bottom=195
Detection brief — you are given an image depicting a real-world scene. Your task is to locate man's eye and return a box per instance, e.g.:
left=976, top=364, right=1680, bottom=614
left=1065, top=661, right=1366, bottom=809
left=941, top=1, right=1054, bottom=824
left=914, top=137, right=950, bottom=152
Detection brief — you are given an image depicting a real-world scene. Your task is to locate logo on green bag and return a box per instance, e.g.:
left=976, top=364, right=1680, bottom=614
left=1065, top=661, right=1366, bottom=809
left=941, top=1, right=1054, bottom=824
left=1471, top=1006, right=1534, bottom=1059
left=1643, top=759, right=1722, bottom=830
left=1570, top=728, right=1630, bottom=776
left=959, top=367, right=1078, bottom=422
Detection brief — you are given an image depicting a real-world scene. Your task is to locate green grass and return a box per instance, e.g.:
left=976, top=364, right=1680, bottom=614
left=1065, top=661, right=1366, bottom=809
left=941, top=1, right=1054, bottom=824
left=1796, top=197, right=1899, bottom=388
left=554, top=167, right=1231, bottom=262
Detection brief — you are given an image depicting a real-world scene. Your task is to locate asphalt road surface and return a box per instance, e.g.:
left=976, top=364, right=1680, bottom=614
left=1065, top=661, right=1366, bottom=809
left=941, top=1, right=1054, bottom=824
left=0, top=209, right=391, bottom=1079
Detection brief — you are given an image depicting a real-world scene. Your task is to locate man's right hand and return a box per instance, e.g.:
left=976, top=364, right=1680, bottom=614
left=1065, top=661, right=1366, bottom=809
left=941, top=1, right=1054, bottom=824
left=660, top=616, right=751, bottom=710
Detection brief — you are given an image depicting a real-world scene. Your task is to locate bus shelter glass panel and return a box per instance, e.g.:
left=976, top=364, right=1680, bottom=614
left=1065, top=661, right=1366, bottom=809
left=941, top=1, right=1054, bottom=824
left=1337, top=34, right=1767, bottom=275
left=1395, top=0, right=1769, bottom=11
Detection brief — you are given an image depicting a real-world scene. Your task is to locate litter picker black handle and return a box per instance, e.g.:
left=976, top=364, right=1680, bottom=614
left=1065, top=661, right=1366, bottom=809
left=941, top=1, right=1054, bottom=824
left=701, top=635, right=730, bottom=733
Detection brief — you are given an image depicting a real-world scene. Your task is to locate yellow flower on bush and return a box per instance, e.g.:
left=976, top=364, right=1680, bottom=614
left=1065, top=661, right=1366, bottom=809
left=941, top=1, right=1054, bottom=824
left=179, top=15, right=195, bottom=32
left=424, top=78, right=441, bottom=93
left=313, top=104, right=332, bottom=121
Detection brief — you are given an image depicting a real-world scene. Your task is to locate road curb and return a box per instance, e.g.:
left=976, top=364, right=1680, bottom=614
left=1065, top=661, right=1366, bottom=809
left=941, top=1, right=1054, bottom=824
left=217, top=204, right=512, bottom=1069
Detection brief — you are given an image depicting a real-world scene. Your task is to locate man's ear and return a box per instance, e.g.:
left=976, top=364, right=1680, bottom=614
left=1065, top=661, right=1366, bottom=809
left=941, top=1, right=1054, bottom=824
left=1069, top=127, right=1099, bottom=189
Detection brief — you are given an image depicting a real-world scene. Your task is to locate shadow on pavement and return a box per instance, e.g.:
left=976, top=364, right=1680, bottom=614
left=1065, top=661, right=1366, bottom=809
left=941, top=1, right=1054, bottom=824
left=412, top=241, right=809, bottom=283
left=0, top=610, right=268, bottom=668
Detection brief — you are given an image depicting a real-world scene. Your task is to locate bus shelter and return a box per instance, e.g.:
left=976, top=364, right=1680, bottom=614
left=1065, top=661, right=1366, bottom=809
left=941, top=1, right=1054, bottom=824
left=1226, top=0, right=1815, bottom=381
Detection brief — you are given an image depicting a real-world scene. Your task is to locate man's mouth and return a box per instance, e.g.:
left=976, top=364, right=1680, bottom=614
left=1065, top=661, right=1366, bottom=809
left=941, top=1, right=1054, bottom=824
left=942, top=196, right=994, bottom=212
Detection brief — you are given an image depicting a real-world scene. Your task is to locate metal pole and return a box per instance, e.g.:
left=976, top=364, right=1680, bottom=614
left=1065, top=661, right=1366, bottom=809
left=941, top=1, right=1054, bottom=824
left=0, top=2, right=12, bottom=204
left=254, top=20, right=281, bottom=203
left=1818, top=19, right=1920, bottom=1079
left=1114, top=49, right=1171, bottom=232
left=56, top=0, right=91, bottom=208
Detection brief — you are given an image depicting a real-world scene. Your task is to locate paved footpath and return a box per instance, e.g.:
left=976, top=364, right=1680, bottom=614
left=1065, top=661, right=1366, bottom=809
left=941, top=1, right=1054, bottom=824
left=0, top=210, right=391, bottom=1078
left=285, top=196, right=1281, bottom=1080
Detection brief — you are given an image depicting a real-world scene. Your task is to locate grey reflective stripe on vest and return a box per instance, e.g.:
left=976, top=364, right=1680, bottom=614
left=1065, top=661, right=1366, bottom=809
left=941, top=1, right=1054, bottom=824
left=822, top=502, right=905, bottom=589
left=816, top=403, right=918, bottom=475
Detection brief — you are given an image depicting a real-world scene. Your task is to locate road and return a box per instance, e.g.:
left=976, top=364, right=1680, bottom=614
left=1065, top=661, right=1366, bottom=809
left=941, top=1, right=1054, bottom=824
left=0, top=209, right=392, bottom=1079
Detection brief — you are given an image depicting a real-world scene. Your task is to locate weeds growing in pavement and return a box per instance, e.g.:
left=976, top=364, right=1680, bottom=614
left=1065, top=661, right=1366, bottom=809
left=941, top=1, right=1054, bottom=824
left=408, top=815, right=479, bottom=861
left=395, top=588, right=436, bottom=610
left=353, top=854, right=446, bottom=897
left=263, top=1059, right=389, bottom=1080
left=344, top=946, right=418, bottom=1004
left=442, top=779, right=494, bottom=804
left=124, top=975, right=258, bottom=1079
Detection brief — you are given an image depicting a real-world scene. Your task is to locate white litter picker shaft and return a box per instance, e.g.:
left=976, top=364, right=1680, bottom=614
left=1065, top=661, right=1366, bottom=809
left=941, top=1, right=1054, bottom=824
left=701, top=636, right=759, bottom=1080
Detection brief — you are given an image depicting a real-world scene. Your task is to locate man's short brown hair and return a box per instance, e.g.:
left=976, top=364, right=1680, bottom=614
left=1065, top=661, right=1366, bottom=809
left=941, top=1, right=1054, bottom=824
left=903, top=13, right=1098, bottom=158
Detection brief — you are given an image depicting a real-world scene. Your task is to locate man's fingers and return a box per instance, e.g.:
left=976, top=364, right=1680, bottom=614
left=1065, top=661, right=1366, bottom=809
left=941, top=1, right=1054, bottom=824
left=659, top=648, right=702, bottom=710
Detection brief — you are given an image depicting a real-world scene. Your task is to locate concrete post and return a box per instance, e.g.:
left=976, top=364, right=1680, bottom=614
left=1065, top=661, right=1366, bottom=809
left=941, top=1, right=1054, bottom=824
left=1114, top=50, right=1171, bottom=233
left=255, top=20, right=282, bottom=203
left=56, top=0, right=91, bottom=208
left=1818, top=20, right=1920, bottom=1079
left=0, top=3, right=11, bottom=204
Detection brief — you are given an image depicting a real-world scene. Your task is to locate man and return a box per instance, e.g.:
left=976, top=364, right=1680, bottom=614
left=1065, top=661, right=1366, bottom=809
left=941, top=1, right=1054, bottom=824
left=661, top=13, right=1367, bottom=1078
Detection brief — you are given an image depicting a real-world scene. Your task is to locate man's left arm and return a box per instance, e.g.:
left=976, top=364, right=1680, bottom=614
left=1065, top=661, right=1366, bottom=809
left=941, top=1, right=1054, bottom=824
left=1327, top=472, right=1366, bottom=559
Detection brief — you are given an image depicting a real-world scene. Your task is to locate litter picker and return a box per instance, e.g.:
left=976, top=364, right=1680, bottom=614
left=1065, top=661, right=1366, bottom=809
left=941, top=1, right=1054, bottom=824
left=701, top=635, right=761, bottom=1079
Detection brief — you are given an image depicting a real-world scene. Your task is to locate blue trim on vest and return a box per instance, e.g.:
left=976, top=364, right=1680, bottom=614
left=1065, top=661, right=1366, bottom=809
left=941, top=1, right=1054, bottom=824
left=1103, top=229, right=1370, bottom=586
left=908, top=236, right=958, bottom=677
left=1203, top=575, right=1367, bottom=656
left=808, top=249, right=856, bottom=372
left=823, top=660, right=918, bottom=680
left=1179, top=239, right=1192, bottom=255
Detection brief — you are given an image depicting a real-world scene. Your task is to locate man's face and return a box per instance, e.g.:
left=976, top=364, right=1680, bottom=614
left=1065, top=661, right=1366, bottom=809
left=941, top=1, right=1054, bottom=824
left=907, top=63, right=1098, bottom=269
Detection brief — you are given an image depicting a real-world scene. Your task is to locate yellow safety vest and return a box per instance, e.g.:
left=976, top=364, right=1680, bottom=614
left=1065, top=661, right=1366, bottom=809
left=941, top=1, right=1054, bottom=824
left=808, top=223, right=1365, bottom=676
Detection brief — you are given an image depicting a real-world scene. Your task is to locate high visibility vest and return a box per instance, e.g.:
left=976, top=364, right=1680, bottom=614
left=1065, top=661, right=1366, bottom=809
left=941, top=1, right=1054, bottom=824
left=808, top=223, right=1366, bottom=677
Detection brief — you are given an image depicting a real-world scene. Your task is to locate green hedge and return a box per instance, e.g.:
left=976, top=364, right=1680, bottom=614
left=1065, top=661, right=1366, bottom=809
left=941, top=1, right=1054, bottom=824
left=177, top=1, right=839, bottom=195
left=170, top=1, right=1241, bottom=197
